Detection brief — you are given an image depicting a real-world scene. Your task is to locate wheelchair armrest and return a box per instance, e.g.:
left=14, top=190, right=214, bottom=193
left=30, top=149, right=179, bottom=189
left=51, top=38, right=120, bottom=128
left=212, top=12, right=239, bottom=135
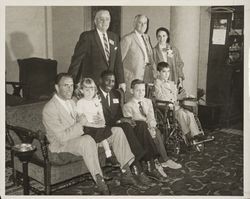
left=155, top=100, right=174, bottom=106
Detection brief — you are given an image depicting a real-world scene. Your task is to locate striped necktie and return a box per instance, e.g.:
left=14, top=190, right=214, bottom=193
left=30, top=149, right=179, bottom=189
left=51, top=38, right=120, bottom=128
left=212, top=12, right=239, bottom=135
left=138, top=101, right=147, bottom=117
left=103, top=33, right=110, bottom=62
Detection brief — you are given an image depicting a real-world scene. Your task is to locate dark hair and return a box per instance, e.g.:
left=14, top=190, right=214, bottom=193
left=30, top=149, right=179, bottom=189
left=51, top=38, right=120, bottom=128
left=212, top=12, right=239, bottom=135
left=131, top=79, right=145, bottom=89
left=156, top=27, right=170, bottom=43
left=100, top=70, right=115, bottom=79
left=55, top=73, right=73, bottom=85
left=157, top=62, right=170, bottom=72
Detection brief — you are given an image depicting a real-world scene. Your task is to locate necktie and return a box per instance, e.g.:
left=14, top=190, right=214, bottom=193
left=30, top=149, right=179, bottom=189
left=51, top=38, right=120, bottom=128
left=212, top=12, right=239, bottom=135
left=105, top=93, right=110, bottom=106
left=103, top=33, right=110, bottom=62
left=138, top=101, right=147, bottom=117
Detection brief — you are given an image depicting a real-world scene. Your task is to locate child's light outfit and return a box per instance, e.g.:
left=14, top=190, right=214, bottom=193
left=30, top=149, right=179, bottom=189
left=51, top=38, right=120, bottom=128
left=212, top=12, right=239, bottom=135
left=123, top=97, right=169, bottom=162
left=76, top=97, right=112, bottom=143
left=154, top=78, right=202, bottom=137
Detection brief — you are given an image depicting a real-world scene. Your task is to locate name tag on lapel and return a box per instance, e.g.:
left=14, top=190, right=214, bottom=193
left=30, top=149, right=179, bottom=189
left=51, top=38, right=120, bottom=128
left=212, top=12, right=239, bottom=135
left=113, top=98, right=119, bottom=104
left=109, top=39, right=114, bottom=45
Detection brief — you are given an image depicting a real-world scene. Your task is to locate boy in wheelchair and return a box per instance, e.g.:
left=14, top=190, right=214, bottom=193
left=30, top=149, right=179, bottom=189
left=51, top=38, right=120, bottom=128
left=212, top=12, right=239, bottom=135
left=154, top=62, right=214, bottom=152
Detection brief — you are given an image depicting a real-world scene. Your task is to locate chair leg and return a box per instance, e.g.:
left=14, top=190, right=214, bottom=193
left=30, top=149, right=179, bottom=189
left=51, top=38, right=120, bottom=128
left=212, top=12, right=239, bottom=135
left=44, top=164, right=51, bottom=195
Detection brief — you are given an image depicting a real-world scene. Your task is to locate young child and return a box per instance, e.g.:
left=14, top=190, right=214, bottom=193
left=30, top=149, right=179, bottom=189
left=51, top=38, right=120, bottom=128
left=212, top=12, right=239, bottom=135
left=123, top=79, right=182, bottom=170
left=154, top=62, right=204, bottom=141
left=76, top=78, right=113, bottom=160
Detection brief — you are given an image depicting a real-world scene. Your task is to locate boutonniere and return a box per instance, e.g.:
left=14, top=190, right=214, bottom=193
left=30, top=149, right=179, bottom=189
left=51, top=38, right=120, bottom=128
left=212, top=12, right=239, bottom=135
left=109, top=39, right=114, bottom=45
left=167, top=47, right=173, bottom=57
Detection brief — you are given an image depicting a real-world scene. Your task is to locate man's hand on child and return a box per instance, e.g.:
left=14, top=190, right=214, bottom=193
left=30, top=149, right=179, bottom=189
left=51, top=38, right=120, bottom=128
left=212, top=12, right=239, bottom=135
left=92, top=115, right=103, bottom=125
left=78, top=114, right=88, bottom=126
left=148, top=127, right=156, bottom=138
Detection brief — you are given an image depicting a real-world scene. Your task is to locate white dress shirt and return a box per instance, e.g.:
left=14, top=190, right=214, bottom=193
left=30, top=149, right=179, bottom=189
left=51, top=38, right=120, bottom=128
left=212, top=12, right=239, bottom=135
left=99, top=87, right=110, bottom=106
left=54, top=94, right=73, bottom=116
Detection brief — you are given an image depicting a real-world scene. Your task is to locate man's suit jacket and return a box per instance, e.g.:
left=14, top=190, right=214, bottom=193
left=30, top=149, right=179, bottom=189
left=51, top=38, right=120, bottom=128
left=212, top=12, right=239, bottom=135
left=68, top=29, right=124, bottom=85
left=42, top=95, right=83, bottom=153
left=120, top=31, right=155, bottom=92
left=97, top=88, right=123, bottom=126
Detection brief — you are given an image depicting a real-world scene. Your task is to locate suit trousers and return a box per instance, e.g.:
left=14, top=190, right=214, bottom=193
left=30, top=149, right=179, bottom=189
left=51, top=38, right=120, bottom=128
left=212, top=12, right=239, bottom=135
left=115, top=122, right=146, bottom=161
left=107, top=127, right=135, bottom=169
left=134, top=121, right=159, bottom=161
left=61, top=134, right=102, bottom=181
left=153, top=129, right=170, bottom=162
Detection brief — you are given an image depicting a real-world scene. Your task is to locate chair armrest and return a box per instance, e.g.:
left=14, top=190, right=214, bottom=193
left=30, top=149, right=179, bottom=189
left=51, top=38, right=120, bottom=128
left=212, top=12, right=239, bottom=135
left=6, top=124, right=50, bottom=165
left=6, top=81, right=25, bottom=97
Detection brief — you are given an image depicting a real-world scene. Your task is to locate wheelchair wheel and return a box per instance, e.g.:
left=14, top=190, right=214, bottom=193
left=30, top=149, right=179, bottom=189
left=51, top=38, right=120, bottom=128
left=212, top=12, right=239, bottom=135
left=165, top=132, right=181, bottom=156
left=194, top=143, right=204, bottom=152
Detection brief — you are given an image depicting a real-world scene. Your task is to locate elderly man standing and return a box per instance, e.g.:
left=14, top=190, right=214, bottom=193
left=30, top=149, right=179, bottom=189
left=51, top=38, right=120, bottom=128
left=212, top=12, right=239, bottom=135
left=120, top=14, right=155, bottom=100
left=68, top=9, right=126, bottom=92
left=42, top=73, right=136, bottom=195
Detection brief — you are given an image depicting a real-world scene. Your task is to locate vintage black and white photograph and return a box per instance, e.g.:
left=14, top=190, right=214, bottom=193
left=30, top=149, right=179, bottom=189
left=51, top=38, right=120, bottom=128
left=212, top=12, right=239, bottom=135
left=2, top=1, right=250, bottom=198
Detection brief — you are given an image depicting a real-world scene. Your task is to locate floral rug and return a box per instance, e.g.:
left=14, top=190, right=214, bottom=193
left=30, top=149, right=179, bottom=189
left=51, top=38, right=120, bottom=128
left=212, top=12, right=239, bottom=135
left=5, top=130, right=243, bottom=196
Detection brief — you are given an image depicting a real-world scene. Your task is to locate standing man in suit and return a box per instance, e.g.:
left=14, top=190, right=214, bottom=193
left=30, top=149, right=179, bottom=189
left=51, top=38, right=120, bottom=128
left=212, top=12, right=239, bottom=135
left=42, top=73, right=138, bottom=195
left=120, top=14, right=156, bottom=100
left=68, top=9, right=126, bottom=92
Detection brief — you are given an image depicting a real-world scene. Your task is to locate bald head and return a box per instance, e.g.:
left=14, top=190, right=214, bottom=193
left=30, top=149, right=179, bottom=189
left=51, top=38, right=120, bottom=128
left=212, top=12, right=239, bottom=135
left=94, top=10, right=111, bottom=33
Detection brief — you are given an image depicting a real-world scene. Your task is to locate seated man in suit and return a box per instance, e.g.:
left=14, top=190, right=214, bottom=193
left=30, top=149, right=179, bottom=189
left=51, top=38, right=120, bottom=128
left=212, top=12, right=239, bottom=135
left=98, top=70, right=170, bottom=184
left=42, top=73, right=138, bottom=195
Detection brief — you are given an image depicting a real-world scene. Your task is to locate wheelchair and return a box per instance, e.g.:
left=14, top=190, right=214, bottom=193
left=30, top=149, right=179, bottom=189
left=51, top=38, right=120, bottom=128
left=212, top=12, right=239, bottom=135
left=145, top=83, right=214, bottom=155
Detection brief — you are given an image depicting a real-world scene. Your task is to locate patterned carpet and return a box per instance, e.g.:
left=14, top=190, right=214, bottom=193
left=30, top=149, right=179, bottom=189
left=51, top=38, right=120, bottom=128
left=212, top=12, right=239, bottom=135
left=5, top=129, right=243, bottom=196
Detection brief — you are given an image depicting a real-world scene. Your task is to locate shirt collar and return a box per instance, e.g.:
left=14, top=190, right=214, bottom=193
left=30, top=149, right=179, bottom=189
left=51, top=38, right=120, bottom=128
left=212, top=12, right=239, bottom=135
left=135, top=30, right=144, bottom=38
left=99, top=87, right=109, bottom=97
left=132, top=97, right=144, bottom=104
left=97, top=28, right=107, bottom=38
left=54, top=94, right=72, bottom=112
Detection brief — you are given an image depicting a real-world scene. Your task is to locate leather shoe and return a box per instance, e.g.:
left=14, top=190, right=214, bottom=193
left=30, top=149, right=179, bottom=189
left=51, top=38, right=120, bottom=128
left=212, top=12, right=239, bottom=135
left=120, top=172, right=149, bottom=191
left=106, top=156, right=121, bottom=168
left=137, top=172, right=156, bottom=187
left=103, top=173, right=113, bottom=181
left=95, top=174, right=110, bottom=195
left=145, top=169, right=168, bottom=183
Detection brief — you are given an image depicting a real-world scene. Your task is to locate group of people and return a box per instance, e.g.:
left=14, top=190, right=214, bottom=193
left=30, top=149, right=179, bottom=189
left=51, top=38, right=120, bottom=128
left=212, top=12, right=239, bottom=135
left=42, top=9, right=205, bottom=195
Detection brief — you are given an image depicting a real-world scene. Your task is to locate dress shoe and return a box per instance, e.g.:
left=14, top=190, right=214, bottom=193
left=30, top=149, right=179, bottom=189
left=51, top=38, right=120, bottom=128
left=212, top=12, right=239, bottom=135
left=155, top=161, right=168, bottom=177
left=106, top=156, right=121, bottom=168
left=161, top=159, right=182, bottom=169
left=137, top=172, right=156, bottom=187
left=95, top=174, right=110, bottom=195
left=120, top=172, right=149, bottom=191
left=145, top=169, right=169, bottom=183
left=103, top=173, right=113, bottom=181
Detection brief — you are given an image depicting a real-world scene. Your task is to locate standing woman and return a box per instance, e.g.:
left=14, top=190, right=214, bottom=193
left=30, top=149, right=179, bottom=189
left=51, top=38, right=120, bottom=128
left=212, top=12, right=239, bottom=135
left=153, top=27, right=184, bottom=88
